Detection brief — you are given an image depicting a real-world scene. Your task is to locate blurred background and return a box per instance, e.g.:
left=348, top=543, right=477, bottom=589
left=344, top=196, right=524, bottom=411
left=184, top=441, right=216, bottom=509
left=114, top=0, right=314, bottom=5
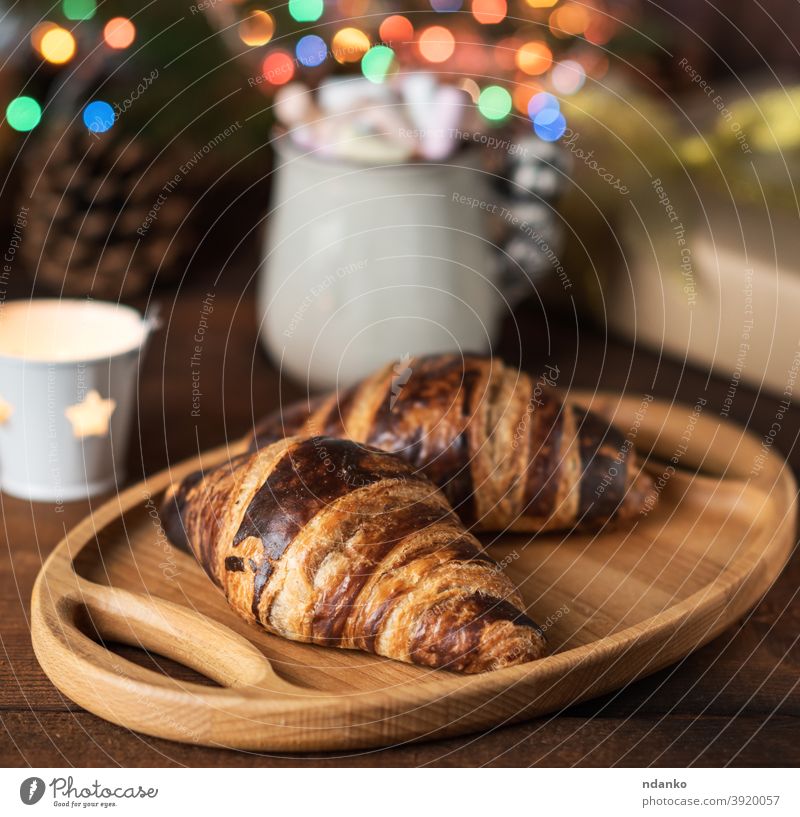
left=1, top=0, right=798, bottom=463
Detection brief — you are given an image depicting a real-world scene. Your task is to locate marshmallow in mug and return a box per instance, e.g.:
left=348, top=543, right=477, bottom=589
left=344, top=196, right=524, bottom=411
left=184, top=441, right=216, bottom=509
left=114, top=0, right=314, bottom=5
left=274, top=74, right=473, bottom=163
left=0, top=299, right=151, bottom=502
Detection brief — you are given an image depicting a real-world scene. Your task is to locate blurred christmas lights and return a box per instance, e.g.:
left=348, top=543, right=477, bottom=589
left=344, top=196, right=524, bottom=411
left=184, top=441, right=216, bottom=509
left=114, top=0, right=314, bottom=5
left=379, top=15, right=414, bottom=45
left=239, top=10, right=275, bottom=46
left=361, top=45, right=395, bottom=83
left=289, top=0, right=324, bottom=23
left=62, top=0, right=96, bottom=20
left=478, top=85, right=512, bottom=120
left=418, top=26, right=455, bottom=63
left=6, top=96, right=42, bottom=132
left=83, top=100, right=115, bottom=133
left=332, top=28, right=371, bottom=63
left=297, top=35, right=327, bottom=68
left=103, top=17, right=136, bottom=49
left=40, top=26, right=76, bottom=64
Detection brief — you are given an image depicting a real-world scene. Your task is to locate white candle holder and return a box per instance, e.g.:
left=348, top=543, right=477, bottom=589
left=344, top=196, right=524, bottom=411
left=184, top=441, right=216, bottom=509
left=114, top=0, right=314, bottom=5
left=0, top=299, right=151, bottom=503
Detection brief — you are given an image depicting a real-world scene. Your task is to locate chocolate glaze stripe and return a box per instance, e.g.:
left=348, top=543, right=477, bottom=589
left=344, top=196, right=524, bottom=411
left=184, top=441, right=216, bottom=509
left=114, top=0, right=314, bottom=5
left=573, top=408, right=629, bottom=522
left=233, top=437, right=427, bottom=620
left=367, top=355, right=480, bottom=521
left=521, top=392, right=565, bottom=519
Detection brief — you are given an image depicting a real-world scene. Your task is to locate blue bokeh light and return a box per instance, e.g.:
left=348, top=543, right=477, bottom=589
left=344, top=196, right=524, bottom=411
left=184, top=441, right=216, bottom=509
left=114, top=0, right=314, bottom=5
left=296, top=35, right=327, bottom=68
left=83, top=100, right=115, bottom=133
left=533, top=108, right=567, bottom=142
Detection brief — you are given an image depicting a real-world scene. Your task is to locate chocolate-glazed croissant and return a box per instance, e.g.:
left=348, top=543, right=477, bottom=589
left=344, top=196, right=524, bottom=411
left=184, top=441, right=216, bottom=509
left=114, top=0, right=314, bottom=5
left=249, top=354, right=653, bottom=533
left=162, top=437, right=546, bottom=673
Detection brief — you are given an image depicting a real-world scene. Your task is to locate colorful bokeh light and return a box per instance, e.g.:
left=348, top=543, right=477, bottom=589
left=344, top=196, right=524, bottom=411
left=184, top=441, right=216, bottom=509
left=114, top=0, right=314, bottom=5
left=550, top=4, right=590, bottom=36
left=296, top=35, right=327, bottom=67
left=361, top=45, right=395, bottom=83
left=6, top=96, right=42, bottom=132
left=63, top=0, right=96, bottom=21
left=430, top=0, right=463, bottom=11
left=379, top=15, right=414, bottom=45
left=478, top=85, right=512, bottom=120
left=418, top=26, right=455, bottom=63
left=552, top=59, right=586, bottom=94
left=533, top=107, right=567, bottom=141
left=516, top=41, right=552, bottom=75
left=472, top=0, right=507, bottom=25
left=239, top=10, right=275, bottom=47
left=262, top=51, right=295, bottom=85
left=103, top=17, right=136, bottom=49
left=289, top=0, right=324, bottom=22
left=528, top=91, right=559, bottom=119
left=83, top=100, right=115, bottom=133
left=40, top=26, right=76, bottom=64
left=332, top=28, right=370, bottom=63
left=525, top=0, right=558, bottom=7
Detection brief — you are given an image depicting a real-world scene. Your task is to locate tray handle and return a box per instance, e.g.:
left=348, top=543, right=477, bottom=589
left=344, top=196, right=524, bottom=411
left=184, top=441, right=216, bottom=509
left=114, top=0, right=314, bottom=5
left=34, top=575, right=306, bottom=698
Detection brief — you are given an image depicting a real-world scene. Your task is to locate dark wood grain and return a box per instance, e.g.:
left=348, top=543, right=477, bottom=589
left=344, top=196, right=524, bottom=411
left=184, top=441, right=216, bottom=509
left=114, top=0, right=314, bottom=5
left=1, top=276, right=798, bottom=767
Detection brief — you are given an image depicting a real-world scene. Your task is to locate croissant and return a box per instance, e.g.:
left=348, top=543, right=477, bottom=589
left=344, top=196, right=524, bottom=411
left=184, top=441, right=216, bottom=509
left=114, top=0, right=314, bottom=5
left=249, top=354, right=653, bottom=532
left=162, top=436, right=546, bottom=673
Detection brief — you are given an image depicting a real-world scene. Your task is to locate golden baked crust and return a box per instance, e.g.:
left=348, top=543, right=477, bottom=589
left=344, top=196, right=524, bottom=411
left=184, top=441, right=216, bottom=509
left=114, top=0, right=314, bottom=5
left=162, top=436, right=547, bottom=674
left=249, top=355, right=654, bottom=533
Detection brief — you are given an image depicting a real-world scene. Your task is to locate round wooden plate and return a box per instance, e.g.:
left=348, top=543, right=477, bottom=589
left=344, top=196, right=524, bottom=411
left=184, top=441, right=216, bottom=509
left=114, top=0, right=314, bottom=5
left=31, top=394, right=797, bottom=751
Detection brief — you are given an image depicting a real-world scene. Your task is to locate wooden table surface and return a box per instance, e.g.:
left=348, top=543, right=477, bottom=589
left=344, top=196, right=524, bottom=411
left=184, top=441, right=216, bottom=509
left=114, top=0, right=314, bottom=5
left=1, top=273, right=798, bottom=767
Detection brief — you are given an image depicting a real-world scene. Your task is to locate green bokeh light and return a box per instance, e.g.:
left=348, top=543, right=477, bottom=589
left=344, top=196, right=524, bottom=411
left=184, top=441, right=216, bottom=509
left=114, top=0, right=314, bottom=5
left=478, top=85, right=512, bottom=121
left=288, top=0, right=324, bottom=22
left=361, top=46, right=395, bottom=84
left=63, top=0, right=97, bottom=20
left=6, top=96, right=42, bottom=132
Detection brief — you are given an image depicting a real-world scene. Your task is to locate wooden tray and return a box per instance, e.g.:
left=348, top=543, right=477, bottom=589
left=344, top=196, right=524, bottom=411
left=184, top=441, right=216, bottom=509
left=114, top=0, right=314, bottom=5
left=31, top=394, right=797, bottom=752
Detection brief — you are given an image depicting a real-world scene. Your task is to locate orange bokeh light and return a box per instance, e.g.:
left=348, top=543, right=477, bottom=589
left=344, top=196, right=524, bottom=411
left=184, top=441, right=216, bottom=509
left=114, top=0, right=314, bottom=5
left=40, top=26, right=76, bottom=64
left=103, top=17, right=136, bottom=49
left=332, top=28, right=371, bottom=63
left=516, top=41, right=552, bottom=75
left=472, top=0, right=507, bottom=25
left=239, top=10, right=275, bottom=46
left=262, top=51, right=295, bottom=86
left=550, top=4, right=591, bottom=37
left=379, top=15, right=414, bottom=45
left=417, top=26, right=455, bottom=63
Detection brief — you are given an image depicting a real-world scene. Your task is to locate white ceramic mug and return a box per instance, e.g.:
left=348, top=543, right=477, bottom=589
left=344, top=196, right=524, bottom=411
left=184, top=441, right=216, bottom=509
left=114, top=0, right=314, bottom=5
left=258, top=137, right=528, bottom=390
left=0, top=299, right=150, bottom=502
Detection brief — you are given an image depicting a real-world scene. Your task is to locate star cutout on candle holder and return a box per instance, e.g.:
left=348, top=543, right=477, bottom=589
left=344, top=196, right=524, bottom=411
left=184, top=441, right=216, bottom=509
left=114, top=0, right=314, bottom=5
left=0, top=395, right=13, bottom=425
left=64, top=390, right=116, bottom=438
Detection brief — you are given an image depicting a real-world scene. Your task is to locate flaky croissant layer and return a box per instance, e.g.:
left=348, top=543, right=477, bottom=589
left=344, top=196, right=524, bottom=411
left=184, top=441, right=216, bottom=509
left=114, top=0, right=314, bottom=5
left=163, top=437, right=546, bottom=673
left=249, top=354, right=654, bottom=533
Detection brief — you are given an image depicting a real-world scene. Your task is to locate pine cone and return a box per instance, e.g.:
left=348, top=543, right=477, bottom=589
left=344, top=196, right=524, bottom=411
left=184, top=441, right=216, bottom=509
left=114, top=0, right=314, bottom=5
left=20, top=120, right=195, bottom=299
